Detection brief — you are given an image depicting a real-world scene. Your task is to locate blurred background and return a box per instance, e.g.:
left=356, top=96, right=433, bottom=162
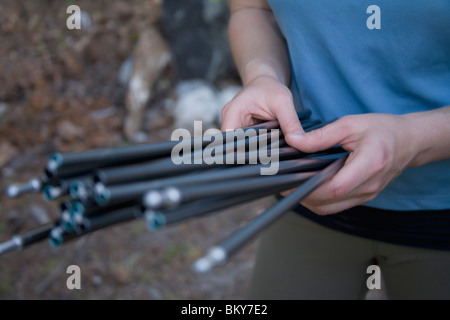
left=0, top=0, right=274, bottom=299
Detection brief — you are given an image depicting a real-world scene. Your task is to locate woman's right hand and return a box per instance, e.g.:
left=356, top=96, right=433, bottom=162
left=220, top=75, right=304, bottom=136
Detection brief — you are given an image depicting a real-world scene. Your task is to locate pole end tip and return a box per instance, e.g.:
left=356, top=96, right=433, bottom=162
left=0, top=238, right=21, bottom=256
left=193, top=257, right=212, bottom=274
left=143, top=191, right=163, bottom=209
left=193, top=246, right=227, bottom=274
left=6, top=185, right=19, bottom=198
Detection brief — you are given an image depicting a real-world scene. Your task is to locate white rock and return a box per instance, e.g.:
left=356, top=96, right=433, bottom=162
left=124, top=26, right=171, bottom=141
left=131, top=131, right=148, bottom=144
left=57, top=120, right=83, bottom=140
left=173, top=80, right=220, bottom=131
left=30, top=205, right=51, bottom=224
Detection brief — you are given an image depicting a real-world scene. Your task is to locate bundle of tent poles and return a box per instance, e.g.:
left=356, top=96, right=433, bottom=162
left=1, top=110, right=347, bottom=273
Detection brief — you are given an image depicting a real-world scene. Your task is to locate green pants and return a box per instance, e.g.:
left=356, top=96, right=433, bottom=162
left=246, top=211, right=450, bottom=300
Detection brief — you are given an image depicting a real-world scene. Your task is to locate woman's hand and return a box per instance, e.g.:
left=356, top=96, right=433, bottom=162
left=284, top=113, right=421, bottom=215
left=221, top=75, right=303, bottom=136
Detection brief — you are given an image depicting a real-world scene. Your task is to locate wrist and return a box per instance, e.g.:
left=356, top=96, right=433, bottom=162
left=403, top=106, right=450, bottom=167
left=241, top=58, right=289, bottom=87
left=401, top=113, right=430, bottom=167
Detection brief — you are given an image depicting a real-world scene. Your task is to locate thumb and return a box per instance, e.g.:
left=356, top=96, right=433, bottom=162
left=285, top=119, right=348, bottom=153
left=221, top=109, right=247, bottom=132
left=272, top=105, right=305, bottom=139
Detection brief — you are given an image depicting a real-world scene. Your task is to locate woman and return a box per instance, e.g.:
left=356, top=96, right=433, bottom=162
left=222, top=0, right=450, bottom=299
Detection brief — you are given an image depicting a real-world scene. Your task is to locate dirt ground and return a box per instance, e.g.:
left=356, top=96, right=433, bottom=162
left=0, top=0, right=272, bottom=300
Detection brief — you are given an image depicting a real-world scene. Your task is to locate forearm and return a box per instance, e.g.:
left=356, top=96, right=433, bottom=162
left=229, top=0, right=290, bottom=86
left=405, top=105, right=450, bottom=167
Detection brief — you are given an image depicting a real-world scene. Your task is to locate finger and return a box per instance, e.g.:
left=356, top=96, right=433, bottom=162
left=302, top=196, right=372, bottom=216
left=302, top=147, right=375, bottom=206
left=285, top=118, right=352, bottom=153
left=269, top=97, right=305, bottom=139
left=221, top=107, right=250, bottom=131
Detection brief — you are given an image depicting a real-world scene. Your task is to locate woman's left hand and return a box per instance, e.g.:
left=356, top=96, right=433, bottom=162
left=284, top=113, right=421, bottom=215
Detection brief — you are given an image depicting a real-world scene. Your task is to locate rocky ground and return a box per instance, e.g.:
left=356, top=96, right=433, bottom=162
left=0, top=0, right=268, bottom=300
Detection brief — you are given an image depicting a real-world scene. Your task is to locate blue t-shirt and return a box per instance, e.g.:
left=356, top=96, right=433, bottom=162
left=268, top=0, right=450, bottom=211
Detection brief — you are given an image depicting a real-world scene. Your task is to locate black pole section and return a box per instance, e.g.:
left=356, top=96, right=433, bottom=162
left=95, top=143, right=317, bottom=187
left=242, top=120, right=279, bottom=131
left=43, top=162, right=98, bottom=182
left=245, top=116, right=321, bottom=133
left=146, top=184, right=299, bottom=230
left=46, top=141, right=181, bottom=175
left=193, top=155, right=348, bottom=273
left=94, top=141, right=343, bottom=189
left=143, top=171, right=319, bottom=210
left=96, top=157, right=334, bottom=206
left=93, top=128, right=283, bottom=186
left=49, top=205, right=143, bottom=246
left=69, top=200, right=139, bottom=234
left=77, top=205, right=143, bottom=234
left=306, top=151, right=348, bottom=160
left=236, top=109, right=311, bottom=131
left=0, top=222, right=58, bottom=256
left=45, top=119, right=284, bottom=176
left=94, top=159, right=214, bottom=186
